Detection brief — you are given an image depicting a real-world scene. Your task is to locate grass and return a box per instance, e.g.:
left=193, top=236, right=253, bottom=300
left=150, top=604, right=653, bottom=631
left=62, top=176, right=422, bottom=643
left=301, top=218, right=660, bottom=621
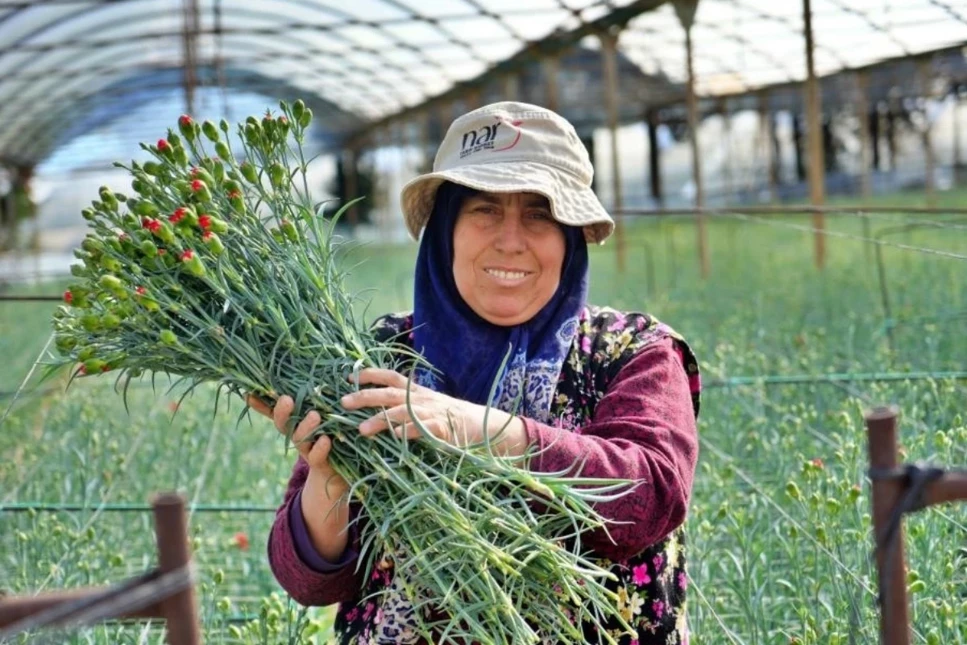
left=1, top=189, right=966, bottom=643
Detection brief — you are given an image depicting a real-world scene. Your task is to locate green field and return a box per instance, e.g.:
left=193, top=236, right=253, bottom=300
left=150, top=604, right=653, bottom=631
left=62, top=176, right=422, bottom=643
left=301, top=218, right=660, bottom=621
left=1, top=189, right=966, bottom=644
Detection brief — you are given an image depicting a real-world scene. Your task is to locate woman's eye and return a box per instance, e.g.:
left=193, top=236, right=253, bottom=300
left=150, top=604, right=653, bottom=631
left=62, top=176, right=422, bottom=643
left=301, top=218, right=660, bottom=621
left=527, top=210, right=552, bottom=221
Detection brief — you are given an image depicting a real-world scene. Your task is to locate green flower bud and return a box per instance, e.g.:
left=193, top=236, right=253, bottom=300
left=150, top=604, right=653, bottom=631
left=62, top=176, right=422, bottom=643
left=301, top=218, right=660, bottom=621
left=80, top=314, right=101, bottom=332
left=81, top=207, right=97, bottom=221
left=99, top=187, right=118, bottom=212
left=100, top=256, right=121, bottom=273
left=281, top=219, right=298, bottom=242
left=212, top=162, right=225, bottom=183
left=192, top=168, right=216, bottom=186
left=202, top=120, right=220, bottom=142
left=239, top=162, right=258, bottom=184
left=244, top=123, right=261, bottom=147
left=99, top=275, right=123, bottom=291
left=143, top=161, right=163, bottom=176
left=140, top=240, right=158, bottom=257
left=70, top=264, right=88, bottom=278
left=81, top=238, right=103, bottom=254
left=167, top=131, right=183, bottom=149
left=131, top=200, right=160, bottom=217
left=185, top=255, right=206, bottom=277
left=268, top=163, right=286, bottom=189
left=292, top=99, right=306, bottom=123
left=83, top=359, right=107, bottom=373
left=207, top=216, right=229, bottom=234
left=203, top=232, right=225, bottom=256
left=214, top=141, right=231, bottom=160
left=101, top=313, right=121, bottom=329
left=270, top=228, right=284, bottom=244
left=785, top=481, right=801, bottom=501
left=174, top=145, right=189, bottom=167
left=299, top=107, right=313, bottom=129
left=160, top=330, right=178, bottom=346
left=55, top=335, right=77, bottom=352
left=219, top=119, right=230, bottom=133
left=178, top=115, right=197, bottom=142
left=77, top=346, right=96, bottom=361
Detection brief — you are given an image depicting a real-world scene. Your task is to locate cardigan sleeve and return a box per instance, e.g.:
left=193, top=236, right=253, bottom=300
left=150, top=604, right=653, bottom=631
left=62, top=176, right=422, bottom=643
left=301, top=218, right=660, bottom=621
left=522, top=336, right=698, bottom=562
left=266, top=458, right=365, bottom=606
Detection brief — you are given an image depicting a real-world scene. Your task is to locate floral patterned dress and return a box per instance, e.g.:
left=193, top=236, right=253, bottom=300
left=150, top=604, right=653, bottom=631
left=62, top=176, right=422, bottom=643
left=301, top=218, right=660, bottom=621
left=332, top=305, right=701, bottom=645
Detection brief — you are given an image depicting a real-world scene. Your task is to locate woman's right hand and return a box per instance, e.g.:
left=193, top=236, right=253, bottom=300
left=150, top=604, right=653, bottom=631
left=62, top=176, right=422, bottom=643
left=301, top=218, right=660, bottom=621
left=248, top=394, right=352, bottom=562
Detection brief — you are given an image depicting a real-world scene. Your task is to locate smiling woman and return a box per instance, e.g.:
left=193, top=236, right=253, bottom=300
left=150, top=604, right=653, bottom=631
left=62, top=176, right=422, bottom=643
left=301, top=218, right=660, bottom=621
left=259, top=102, right=702, bottom=645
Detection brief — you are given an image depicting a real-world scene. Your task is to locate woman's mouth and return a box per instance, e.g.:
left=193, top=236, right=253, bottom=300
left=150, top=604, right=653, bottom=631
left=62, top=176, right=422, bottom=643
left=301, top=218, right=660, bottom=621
left=484, top=268, right=531, bottom=284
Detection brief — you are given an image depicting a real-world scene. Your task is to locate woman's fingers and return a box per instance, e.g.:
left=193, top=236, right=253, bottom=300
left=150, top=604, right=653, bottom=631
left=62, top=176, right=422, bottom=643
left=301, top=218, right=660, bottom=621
left=342, top=387, right=409, bottom=411
left=273, top=395, right=294, bottom=433
left=358, top=404, right=420, bottom=437
left=246, top=394, right=273, bottom=419
left=351, top=368, right=410, bottom=389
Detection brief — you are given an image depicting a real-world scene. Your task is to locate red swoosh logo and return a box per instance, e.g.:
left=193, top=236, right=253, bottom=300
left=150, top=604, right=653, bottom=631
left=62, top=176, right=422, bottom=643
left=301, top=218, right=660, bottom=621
left=495, top=119, right=523, bottom=151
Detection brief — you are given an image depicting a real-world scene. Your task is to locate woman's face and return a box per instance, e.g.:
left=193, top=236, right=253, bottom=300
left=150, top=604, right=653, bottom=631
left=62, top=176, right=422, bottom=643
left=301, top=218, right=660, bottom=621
left=452, top=191, right=566, bottom=327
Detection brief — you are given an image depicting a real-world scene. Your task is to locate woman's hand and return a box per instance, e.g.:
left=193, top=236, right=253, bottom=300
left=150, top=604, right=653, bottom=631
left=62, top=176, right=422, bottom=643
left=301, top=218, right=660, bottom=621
left=340, top=368, right=529, bottom=457
left=247, top=394, right=351, bottom=562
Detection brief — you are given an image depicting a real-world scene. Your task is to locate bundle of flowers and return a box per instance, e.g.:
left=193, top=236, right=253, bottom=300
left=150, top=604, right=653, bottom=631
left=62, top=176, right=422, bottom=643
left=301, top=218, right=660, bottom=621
left=49, top=101, right=635, bottom=644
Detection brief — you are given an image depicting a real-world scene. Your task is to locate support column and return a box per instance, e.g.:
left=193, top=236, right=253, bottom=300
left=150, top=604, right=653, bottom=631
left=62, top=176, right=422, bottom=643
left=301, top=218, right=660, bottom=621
left=580, top=133, right=597, bottom=193
left=719, top=97, right=733, bottom=204
left=918, top=59, right=937, bottom=208
left=870, top=102, right=881, bottom=171
left=181, top=0, right=200, bottom=115
left=803, top=0, right=826, bottom=269
left=674, top=0, right=708, bottom=278
left=343, top=147, right=360, bottom=227
left=758, top=91, right=778, bottom=203
left=647, top=108, right=663, bottom=207
left=953, top=86, right=963, bottom=184
left=543, top=55, right=560, bottom=112
left=856, top=71, right=873, bottom=200
left=600, top=29, right=626, bottom=272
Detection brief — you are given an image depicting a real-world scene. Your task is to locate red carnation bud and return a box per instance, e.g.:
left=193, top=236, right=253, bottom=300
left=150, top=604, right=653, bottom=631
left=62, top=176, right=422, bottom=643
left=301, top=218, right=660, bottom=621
left=135, top=286, right=147, bottom=296
left=191, top=179, right=205, bottom=193
left=63, top=290, right=73, bottom=304
left=118, top=232, right=129, bottom=241
left=141, top=217, right=161, bottom=233
left=180, top=249, right=195, bottom=262
left=278, top=116, right=288, bottom=124
left=157, top=138, right=170, bottom=151
left=169, top=207, right=187, bottom=224
left=810, top=458, right=824, bottom=470
left=179, top=115, right=193, bottom=128
left=158, top=248, right=167, bottom=256
left=78, top=364, right=87, bottom=375
left=227, top=189, right=241, bottom=200
left=198, top=214, right=212, bottom=230
left=190, top=167, right=200, bottom=178
left=202, top=231, right=213, bottom=241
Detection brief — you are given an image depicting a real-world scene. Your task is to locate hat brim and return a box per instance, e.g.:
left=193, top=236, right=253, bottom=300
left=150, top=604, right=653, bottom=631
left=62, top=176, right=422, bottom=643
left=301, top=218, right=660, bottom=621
left=400, top=161, right=614, bottom=244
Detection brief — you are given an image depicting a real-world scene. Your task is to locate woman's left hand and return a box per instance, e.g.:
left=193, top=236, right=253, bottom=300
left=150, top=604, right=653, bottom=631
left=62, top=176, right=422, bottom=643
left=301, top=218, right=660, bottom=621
left=340, top=368, right=527, bottom=456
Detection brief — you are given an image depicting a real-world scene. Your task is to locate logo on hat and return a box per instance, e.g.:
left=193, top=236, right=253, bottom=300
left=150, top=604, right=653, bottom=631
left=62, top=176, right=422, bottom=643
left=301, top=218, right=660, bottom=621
left=459, top=118, right=523, bottom=158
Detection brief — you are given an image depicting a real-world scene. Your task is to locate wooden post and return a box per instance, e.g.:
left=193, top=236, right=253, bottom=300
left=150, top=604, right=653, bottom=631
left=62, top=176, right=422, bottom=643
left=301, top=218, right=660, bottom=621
left=673, top=0, right=708, bottom=278
left=600, top=29, right=626, bottom=273
left=152, top=493, right=200, bottom=645
left=543, top=55, right=560, bottom=112
left=865, top=408, right=911, bottom=645
left=918, top=59, right=937, bottom=208
left=803, top=0, right=826, bottom=269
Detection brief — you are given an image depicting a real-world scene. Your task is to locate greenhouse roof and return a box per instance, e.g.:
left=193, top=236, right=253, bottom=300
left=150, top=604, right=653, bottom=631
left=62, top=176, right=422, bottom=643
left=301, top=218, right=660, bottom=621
left=1, top=0, right=965, bottom=167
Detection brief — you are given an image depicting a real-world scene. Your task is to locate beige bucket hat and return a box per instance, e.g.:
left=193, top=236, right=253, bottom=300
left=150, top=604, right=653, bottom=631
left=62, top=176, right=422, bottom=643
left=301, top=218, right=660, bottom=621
left=400, top=101, right=614, bottom=244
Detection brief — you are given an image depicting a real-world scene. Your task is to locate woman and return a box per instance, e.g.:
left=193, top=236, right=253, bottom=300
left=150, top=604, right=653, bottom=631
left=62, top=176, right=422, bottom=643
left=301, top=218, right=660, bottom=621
left=249, top=102, right=701, bottom=644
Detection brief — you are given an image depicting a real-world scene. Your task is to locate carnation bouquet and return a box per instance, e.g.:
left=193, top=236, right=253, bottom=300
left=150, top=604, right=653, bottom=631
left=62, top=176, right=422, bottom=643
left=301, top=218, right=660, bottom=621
left=49, top=101, right=635, bottom=644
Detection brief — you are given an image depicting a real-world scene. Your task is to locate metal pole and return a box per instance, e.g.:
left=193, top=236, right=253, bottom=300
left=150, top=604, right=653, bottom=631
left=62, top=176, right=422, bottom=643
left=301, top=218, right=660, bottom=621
left=954, top=87, right=963, bottom=185
left=864, top=408, right=911, bottom=645
left=543, top=55, right=560, bottom=112
left=180, top=0, right=199, bottom=116
left=151, top=493, right=200, bottom=645
left=647, top=108, right=663, bottom=207
left=674, top=0, right=708, bottom=278
left=856, top=71, right=873, bottom=264
left=758, top=91, right=778, bottom=203
left=719, top=97, right=732, bottom=204
left=344, top=147, right=359, bottom=227
left=600, top=29, right=626, bottom=273
left=803, top=0, right=826, bottom=269
left=918, top=60, right=937, bottom=208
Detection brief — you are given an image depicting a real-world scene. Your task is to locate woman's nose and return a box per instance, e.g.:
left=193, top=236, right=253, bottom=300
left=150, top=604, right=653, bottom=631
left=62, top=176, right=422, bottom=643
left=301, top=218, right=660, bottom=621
left=493, top=211, right=526, bottom=253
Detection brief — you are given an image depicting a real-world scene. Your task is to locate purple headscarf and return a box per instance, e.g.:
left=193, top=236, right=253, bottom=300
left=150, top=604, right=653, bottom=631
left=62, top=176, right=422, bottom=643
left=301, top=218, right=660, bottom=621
left=411, top=182, right=588, bottom=424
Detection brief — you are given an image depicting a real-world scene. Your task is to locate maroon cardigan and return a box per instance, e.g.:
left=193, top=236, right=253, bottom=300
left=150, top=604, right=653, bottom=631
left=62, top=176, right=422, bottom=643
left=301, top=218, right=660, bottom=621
left=266, top=336, right=698, bottom=607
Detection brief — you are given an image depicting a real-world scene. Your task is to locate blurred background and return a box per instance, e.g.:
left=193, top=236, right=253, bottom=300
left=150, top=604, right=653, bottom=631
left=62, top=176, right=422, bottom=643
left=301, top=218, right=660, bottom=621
left=1, top=0, right=965, bottom=280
